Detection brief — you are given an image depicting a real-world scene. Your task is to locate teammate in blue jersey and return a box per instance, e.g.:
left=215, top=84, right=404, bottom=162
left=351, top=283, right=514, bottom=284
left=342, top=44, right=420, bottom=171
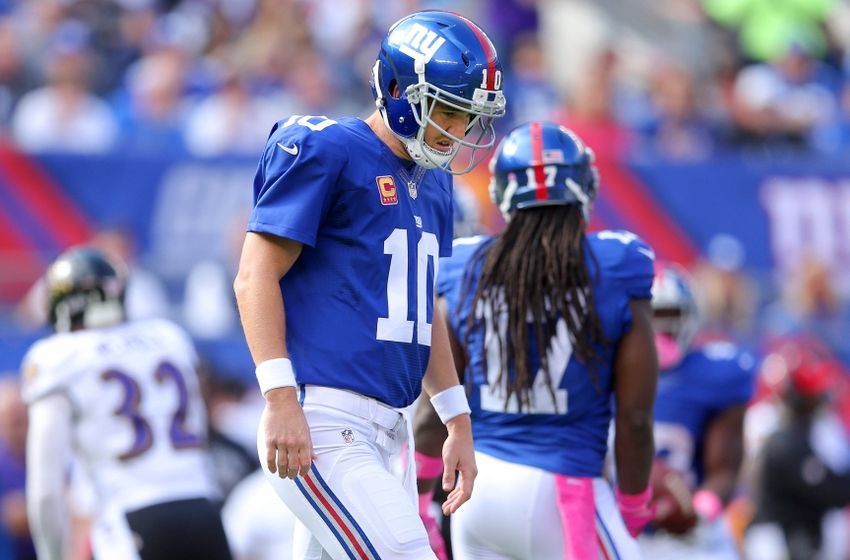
left=232, top=10, right=506, bottom=560
left=414, top=121, right=659, bottom=559
left=640, top=263, right=757, bottom=560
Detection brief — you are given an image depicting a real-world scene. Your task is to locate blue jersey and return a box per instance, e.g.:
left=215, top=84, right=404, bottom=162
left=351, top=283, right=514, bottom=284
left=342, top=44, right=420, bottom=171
left=248, top=115, right=453, bottom=408
left=440, top=230, right=655, bottom=476
left=653, top=341, right=757, bottom=485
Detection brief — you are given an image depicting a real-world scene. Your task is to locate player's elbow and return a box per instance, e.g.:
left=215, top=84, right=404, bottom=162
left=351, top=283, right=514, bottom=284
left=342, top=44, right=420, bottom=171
left=232, top=266, right=253, bottom=304
left=616, top=408, right=654, bottom=441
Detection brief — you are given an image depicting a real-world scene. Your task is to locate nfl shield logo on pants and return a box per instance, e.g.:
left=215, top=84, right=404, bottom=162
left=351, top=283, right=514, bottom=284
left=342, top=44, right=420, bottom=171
left=341, top=428, right=355, bottom=444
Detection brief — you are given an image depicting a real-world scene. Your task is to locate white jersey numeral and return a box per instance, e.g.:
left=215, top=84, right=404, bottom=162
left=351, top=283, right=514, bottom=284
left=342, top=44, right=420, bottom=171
left=377, top=228, right=440, bottom=346
left=280, top=115, right=337, bottom=132
left=596, top=230, right=639, bottom=245
left=479, top=312, right=572, bottom=414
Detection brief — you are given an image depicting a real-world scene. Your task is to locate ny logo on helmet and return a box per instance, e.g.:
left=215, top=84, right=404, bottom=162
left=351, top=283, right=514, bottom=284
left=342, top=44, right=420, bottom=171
left=389, top=23, right=446, bottom=63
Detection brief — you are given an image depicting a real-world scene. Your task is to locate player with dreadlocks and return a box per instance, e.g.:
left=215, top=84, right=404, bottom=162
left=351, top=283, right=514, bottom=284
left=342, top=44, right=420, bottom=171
left=413, top=122, right=659, bottom=559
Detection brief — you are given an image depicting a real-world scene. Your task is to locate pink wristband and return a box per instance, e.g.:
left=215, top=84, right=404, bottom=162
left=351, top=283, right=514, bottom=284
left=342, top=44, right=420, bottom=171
left=416, top=451, right=443, bottom=479
left=692, top=489, right=723, bottom=522
left=615, top=485, right=653, bottom=509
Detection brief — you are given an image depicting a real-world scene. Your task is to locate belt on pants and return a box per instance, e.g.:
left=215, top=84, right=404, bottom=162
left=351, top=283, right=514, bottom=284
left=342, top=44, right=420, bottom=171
left=300, top=385, right=405, bottom=433
left=299, top=384, right=418, bottom=506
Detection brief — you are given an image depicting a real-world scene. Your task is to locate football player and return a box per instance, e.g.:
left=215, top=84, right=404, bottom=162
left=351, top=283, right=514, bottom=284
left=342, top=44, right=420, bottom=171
left=21, top=247, right=231, bottom=560
left=744, top=338, right=850, bottom=560
left=232, top=10, right=506, bottom=560
left=415, top=121, right=659, bottom=559
left=639, top=263, right=757, bottom=559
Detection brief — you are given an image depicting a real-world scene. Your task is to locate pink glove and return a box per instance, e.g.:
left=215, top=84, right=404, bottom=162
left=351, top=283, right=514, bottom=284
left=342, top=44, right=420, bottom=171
left=419, top=492, right=448, bottom=560
left=616, top=486, right=656, bottom=538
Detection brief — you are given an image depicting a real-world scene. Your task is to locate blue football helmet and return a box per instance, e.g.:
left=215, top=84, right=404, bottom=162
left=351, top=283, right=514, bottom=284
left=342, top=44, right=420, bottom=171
left=651, top=263, right=699, bottom=367
left=489, top=121, right=599, bottom=219
left=371, top=11, right=506, bottom=174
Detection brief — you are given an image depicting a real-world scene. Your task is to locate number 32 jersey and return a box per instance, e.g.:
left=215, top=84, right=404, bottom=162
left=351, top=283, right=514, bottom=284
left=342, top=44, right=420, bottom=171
left=21, top=318, right=216, bottom=512
left=248, top=116, right=453, bottom=408
left=440, top=231, right=655, bottom=477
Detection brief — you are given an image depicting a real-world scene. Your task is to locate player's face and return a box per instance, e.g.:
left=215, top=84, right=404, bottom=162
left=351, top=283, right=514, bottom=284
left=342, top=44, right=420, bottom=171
left=425, top=102, right=471, bottom=153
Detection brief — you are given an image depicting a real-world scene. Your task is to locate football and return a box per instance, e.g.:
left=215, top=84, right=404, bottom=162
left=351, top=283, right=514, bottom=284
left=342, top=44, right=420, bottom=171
left=649, top=459, right=698, bottom=535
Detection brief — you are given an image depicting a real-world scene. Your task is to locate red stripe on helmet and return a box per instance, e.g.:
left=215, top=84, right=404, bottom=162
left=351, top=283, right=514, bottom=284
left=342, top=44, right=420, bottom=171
left=530, top=121, right=548, bottom=201
left=453, top=13, right=497, bottom=90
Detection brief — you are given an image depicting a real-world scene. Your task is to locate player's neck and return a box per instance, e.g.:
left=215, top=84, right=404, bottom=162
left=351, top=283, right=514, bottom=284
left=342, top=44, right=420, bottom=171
left=365, top=111, right=412, bottom=163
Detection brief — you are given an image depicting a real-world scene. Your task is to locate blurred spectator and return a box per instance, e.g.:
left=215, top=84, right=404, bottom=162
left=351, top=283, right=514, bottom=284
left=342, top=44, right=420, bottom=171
left=284, top=46, right=364, bottom=117
left=483, top=0, right=538, bottom=57
left=10, top=20, right=117, bottom=153
left=761, top=253, right=850, bottom=366
left=183, top=63, right=283, bottom=157
left=0, top=18, right=29, bottom=131
left=703, top=0, right=837, bottom=63
left=636, top=61, right=720, bottom=159
left=743, top=339, right=850, bottom=560
left=811, top=81, right=850, bottom=155
left=500, top=32, right=559, bottom=132
left=0, top=377, right=35, bottom=560
left=225, top=0, right=311, bottom=92
left=113, top=45, right=189, bottom=153
left=731, top=42, right=841, bottom=149
left=555, top=47, right=636, bottom=159
left=693, top=234, right=759, bottom=344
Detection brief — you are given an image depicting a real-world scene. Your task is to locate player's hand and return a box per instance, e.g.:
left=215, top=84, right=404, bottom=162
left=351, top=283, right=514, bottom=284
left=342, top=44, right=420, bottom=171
left=262, top=387, right=314, bottom=479
left=440, top=414, right=476, bottom=515
left=616, top=486, right=656, bottom=538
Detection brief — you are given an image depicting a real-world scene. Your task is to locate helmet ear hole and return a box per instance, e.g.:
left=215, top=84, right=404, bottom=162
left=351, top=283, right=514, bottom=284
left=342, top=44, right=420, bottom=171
left=389, top=80, right=401, bottom=99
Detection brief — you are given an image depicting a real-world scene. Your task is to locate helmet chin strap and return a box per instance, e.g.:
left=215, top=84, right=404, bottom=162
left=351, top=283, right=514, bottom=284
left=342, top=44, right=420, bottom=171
left=402, top=135, right=455, bottom=169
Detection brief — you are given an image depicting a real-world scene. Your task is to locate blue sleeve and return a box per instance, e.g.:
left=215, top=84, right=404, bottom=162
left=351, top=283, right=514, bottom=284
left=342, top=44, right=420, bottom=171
left=437, top=236, right=488, bottom=331
left=588, top=230, right=655, bottom=336
left=437, top=236, right=486, bottom=297
left=719, top=348, right=759, bottom=406
left=247, top=120, right=347, bottom=247
left=594, top=230, right=655, bottom=299
left=700, top=343, right=759, bottom=408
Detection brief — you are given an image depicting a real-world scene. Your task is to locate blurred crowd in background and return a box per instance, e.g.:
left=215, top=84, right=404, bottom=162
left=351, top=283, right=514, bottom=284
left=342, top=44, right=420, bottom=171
left=0, top=0, right=847, bottom=158
left=2, top=0, right=850, bottom=558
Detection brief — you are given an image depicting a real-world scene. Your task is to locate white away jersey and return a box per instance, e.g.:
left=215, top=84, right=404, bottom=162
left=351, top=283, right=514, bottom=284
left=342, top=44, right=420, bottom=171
left=21, top=318, right=217, bottom=512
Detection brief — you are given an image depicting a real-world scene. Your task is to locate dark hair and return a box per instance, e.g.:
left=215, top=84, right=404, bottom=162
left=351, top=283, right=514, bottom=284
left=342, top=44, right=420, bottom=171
left=462, top=205, right=606, bottom=412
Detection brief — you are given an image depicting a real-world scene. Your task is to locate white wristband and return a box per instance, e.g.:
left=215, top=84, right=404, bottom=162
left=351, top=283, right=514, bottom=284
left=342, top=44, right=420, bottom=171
left=430, top=385, right=471, bottom=424
left=255, top=358, right=296, bottom=395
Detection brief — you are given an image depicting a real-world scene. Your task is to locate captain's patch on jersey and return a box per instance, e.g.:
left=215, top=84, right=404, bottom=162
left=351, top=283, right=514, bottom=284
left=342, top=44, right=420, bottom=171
left=376, top=176, right=398, bottom=205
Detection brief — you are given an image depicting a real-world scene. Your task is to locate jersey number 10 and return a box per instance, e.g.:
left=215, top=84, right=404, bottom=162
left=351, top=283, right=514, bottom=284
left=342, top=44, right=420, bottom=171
left=376, top=227, right=440, bottom=346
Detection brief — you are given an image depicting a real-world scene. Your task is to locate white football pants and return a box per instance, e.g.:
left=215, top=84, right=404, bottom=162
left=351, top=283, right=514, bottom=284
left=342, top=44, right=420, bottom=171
left=259, top=385, right=436, bottom=560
